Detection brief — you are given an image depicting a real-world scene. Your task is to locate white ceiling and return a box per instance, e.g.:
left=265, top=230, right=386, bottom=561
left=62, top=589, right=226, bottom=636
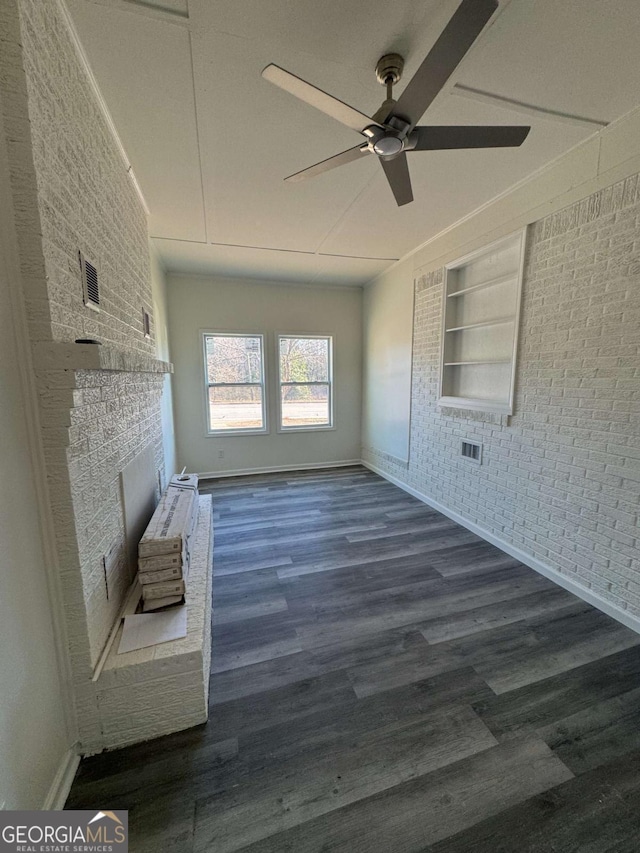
left=66, top=0, right=640, bottom=286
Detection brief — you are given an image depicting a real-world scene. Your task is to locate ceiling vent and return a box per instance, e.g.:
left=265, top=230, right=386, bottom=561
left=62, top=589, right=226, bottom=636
left=461, top=439, right=482, bottom=464
left=79, top=250, right=100, bottom=311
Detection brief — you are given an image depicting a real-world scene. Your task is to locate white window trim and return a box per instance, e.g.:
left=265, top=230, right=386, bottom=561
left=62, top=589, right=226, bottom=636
left=276, top=333, right=335, bottom=433
left=202, top=330, right=269, bottom=437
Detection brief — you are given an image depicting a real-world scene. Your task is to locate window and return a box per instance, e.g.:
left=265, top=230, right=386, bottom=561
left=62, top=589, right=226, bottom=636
left=203, top=333, right=266, bottom=433
left=278, top=335, right=333, bottom=430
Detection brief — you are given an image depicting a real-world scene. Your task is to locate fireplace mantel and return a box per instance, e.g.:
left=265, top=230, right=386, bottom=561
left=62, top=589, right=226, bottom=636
left=32, top=341, right=173, bottom=374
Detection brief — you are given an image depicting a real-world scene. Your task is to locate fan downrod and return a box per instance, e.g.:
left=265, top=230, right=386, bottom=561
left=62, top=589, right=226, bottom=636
left=375, top=53, right=404, bottom=99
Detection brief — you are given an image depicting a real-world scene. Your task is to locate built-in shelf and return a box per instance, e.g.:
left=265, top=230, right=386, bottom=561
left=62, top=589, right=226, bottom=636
left=439, top=395, right=512, bottom=414
left=439, top=230, right=526, bottom=415
left=444, top=359, right=511, bottom=366
left=445, top=317, right=514, bottom=333
left=446, top=271, right=517, bottom=298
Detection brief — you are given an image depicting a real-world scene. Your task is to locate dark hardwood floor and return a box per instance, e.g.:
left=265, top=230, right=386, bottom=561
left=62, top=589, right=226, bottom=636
left=66, top=466, right=640, bottom=851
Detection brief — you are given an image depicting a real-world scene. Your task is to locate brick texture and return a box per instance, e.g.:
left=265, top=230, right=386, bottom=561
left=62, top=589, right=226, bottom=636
left=364, top=173, right=640, bottom=619
left=17, top=0, right=155, bottom=351
left=39, top=368, right=165, bottom=668
left=1, top=0, right=167, bottom=749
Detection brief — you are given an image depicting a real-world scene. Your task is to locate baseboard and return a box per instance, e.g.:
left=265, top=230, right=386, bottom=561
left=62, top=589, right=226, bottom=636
left=362, top=459, right=640, bottom=636
left=199, top=460, right=362, bottom=480
left=43, top=748, right=80, bottom=810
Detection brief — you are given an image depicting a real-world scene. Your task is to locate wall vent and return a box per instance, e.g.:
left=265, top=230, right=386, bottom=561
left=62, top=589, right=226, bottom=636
left=142, top=307, right=151, bottom=338
left=461, top=439, right=482, bottom=464
left=79, top=250, right=100, bottom=311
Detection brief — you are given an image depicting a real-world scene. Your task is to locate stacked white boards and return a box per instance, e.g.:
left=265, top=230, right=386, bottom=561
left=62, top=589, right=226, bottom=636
left=138, top=473, right=199, bottom=611
left=92, top=494, right=214, bottom=753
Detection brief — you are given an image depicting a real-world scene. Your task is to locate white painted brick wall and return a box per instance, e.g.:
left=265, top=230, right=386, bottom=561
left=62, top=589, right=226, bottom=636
left=16, top=0, right=155, bottom=353
left=1, top=0, right=170, bottom=750
left=67, top=369, right=164, bottom=665
left=5, top=0, right=167, bottom=671
left=364, top=172, right=640, bottom=620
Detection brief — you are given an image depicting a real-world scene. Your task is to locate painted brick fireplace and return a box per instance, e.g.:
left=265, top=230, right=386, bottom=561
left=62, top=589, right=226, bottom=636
left=1, top=0, right=174, bottom=751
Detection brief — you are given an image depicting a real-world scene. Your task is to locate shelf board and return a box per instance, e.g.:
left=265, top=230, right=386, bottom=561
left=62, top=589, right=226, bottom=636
left=32, top=342, right=173, bottom=374
left=444, top=359, right=511, bottom=366
left=447, top=271, right=517, bottom=298
left=438, top=395, right=512, bottom=415
left=445, top=317, right=514, bottom=333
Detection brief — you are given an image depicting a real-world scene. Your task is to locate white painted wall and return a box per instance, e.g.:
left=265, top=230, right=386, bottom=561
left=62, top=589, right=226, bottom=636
left=362, top=106, right=640, bottom=628
left=362, top=258, right=414, bottom=463
left=0, top=109, right=69, bottom=808
left=150, top=245, right=177, bottom=484
left=166, top=275, right=362, bottom=476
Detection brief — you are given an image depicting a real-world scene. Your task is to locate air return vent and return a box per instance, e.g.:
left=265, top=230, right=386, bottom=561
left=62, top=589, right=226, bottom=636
left=79, top=250, right=100, bottom=311
left=461, top=439, right=482, bottom=464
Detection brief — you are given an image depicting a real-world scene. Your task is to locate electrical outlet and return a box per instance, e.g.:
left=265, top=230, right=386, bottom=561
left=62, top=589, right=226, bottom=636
left=218, top=450, right=224, bottom=459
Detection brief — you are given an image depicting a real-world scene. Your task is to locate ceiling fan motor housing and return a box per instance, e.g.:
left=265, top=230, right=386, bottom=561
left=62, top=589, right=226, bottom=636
left=373, top=135, right=404, bottom=157
left=365, top=114, right=412, bottom=158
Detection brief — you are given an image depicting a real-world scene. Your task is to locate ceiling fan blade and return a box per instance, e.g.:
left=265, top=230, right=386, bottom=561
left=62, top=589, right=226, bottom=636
left=285, top=144, right=371, bottom=183
left=391, top=0, right=498, bottom=127
left=380, top=153, right=413, bottom=206
left=409, top=125, right=530, bottom=150
left=262, top=64, right=381, bottom=134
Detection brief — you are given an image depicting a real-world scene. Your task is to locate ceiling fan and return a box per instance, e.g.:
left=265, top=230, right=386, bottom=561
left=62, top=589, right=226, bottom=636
left=262, top=0, right=530, bottom=206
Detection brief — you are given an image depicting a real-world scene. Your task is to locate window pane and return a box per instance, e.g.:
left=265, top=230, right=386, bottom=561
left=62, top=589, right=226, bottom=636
left=281, top=384, right=330, bottom=427
left=209, top=386, right=264, bottom=431
left=205, top=335, right=263, bottom=384
left=279, top=337, right=329, bottom=383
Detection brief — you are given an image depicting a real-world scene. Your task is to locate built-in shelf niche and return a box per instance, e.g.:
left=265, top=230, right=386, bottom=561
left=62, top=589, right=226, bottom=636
left=439, top=229, right=526, bottom=414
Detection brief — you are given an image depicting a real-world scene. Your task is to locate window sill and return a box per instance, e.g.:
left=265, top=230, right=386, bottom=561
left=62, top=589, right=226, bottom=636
left=205, top=428, right=270, bottom=438
left=277, top=425, right=336, bottom=434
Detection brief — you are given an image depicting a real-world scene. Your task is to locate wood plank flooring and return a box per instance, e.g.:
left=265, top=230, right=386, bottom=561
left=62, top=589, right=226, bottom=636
left=66, top=466, right=640, bottom=851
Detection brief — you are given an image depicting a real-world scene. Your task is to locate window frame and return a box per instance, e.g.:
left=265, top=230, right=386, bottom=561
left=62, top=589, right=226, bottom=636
left=202, top=331, right=268, bottom=437
left=276, top=333, right=334, bottom=433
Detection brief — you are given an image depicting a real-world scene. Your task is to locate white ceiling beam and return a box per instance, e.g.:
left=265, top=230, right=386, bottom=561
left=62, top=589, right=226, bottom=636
left=79, top=0, right=190, bottom=27
left=58, top=0, right=151, bottom=213
left=451, top=83, right=608, bottom=130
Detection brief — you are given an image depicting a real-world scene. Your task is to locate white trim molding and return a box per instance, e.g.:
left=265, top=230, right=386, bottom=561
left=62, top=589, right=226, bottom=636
left=57, top=0, right=151, bottom=215
left=43, top=749, right=80, bottom=811
left=199, top=459, right=361, bottom=480
left=81, top=0, right=190, bottom=26
left=362, top=460, right=640, bottom=636
left=0, top=104, right=78, bottom=748
left=451, top=84, right=608, bottom=130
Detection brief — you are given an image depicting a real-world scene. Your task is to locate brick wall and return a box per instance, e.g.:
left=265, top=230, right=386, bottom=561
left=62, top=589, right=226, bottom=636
left=17, top=0, right=155, bottom=352
left=364, top=173, right=640, bottom=620
left=1, top=0, right=167, bottom=747
left=39, top=369, right=165, bottom=669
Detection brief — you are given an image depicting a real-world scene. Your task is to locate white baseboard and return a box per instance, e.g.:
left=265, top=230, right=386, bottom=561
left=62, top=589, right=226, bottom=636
left=43, top=748, right=80, bottom=810
left=199, top=459, right=362, bottom=480
left=362, top=459, right=640, bottom=636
